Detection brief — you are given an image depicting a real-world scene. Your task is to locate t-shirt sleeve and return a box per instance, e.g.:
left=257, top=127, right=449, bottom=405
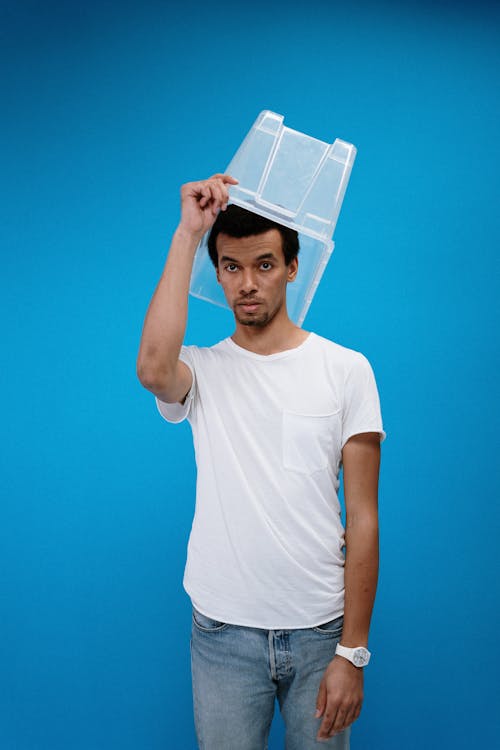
left=155, top=346, right=196, bottom=424
left=341, top=353, right=386, bottom=448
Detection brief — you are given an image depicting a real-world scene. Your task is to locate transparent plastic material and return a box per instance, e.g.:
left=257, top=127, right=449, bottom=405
left=189, top=110, right=357, bottom=326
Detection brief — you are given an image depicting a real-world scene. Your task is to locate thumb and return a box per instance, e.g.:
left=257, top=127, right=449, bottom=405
left=315, top=679, right=327, bottom=718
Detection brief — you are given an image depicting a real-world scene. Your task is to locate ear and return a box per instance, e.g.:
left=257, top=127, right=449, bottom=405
left=216, top=266, right=221, bottom=284
left=287, top=257, right=298, bottom=283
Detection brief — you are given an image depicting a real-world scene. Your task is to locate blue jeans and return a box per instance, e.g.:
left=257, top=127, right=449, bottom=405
left=190, top=608, right=350, bottom=750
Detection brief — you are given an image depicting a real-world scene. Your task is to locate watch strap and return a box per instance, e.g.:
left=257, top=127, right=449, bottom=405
left=335, top=643, right=371, bottom=667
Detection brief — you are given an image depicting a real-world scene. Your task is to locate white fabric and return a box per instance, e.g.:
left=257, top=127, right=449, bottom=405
left=156, top=333, right=385, bottom=630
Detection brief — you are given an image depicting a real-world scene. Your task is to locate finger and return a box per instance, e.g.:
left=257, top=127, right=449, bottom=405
left=186, top=181, right=209, bottom=206
left=328, top=706, right=348, bottom=736
left=214, top=178, right=231, bottom=210
left=201, top=183, right=222, bottom=210
left=315, top=680, right=327, bottom=718
left=210, top=173, right=239, bottom=185
left=341, top=706, right=357, bottom=731
left=207, top=182, right=230, bottom=215
left=186, top=181, right=215, bottom=209
left=317, top=704, right=338, bottom=739
left=330, top=699, right=362, bottom=737
left=208, top=179, right=226, bottom=209
left=198, top=185, right=212, bottom=209
left=346, top=700, right=363, bottom=726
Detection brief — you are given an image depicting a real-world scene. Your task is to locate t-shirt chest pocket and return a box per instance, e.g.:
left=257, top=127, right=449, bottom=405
left=282, top=409, right=341, bottom=475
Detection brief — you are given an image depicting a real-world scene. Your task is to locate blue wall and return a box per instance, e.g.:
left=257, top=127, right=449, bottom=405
left=1, top=1, right=499, bottom=747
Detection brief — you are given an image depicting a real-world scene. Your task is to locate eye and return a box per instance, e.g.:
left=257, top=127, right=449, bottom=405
left=260, top=261, right=272, bottom=270
left=225, top=263, right=238, bottom=272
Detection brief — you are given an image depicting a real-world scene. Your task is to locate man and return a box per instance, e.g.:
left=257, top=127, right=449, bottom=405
left=137, top=174, right=385, bottom=749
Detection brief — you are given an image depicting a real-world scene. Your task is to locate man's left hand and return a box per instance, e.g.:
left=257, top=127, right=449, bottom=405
left=315, top=655, right=364, bottom=740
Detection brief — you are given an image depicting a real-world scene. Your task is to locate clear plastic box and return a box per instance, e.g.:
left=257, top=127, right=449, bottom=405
left=189, top=110, right=357, bottom=326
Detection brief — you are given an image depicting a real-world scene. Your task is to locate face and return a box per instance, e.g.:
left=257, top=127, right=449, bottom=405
left=215, top=229, right=298, bottom=328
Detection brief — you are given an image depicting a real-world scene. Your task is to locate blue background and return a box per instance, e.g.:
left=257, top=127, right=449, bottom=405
left=1, top=1, right=499, bottom=748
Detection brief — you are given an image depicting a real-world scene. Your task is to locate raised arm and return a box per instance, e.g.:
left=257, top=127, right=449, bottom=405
left=316, top=431, right=381, bottom=741
left=136, top=174, right=237, bottom=403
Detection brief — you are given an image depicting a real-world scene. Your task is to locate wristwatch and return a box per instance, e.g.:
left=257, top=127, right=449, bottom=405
left=335, top=644, right=371, bottom=667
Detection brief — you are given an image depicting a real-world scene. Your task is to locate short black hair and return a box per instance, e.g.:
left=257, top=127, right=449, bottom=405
left=207, top=204, right=299, bottom=267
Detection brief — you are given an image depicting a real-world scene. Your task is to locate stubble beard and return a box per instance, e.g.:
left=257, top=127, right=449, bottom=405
left=234, top=299, right=283, bottom=328
left=235, top=311, right=270, bottom=327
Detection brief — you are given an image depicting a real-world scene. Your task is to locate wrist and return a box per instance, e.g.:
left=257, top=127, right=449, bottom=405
left=174, top=224, right=205, bottom=247
left=335, top=644, right=371, bottom=668
left=339, top=625, right=369, bottom=648
left=339, top=637, right=368, bottom=648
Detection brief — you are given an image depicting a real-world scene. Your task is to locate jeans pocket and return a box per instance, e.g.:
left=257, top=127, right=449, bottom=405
left=192, top=607, right=229, bottom=633
left=312, top=615, right=344, bottom=637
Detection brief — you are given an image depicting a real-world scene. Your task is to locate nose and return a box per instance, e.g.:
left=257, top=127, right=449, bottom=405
left=240, top=268, right=258, bottom=295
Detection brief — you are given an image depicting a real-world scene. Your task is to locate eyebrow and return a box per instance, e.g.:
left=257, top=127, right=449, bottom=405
left=219, top=253, right=277, bottom=263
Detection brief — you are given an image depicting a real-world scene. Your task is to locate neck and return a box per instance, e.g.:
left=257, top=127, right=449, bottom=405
left=231, top=307, right=309, bottom=355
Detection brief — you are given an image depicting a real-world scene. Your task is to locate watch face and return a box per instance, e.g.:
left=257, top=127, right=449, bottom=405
left=353, top=648, right=369, bottom=667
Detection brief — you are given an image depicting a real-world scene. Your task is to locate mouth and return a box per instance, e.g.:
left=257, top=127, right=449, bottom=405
left=237, top=301, right=262, bottom=313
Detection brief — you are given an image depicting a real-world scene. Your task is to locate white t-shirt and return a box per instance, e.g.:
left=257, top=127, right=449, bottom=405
left=156, top=332, right=385, bottom=630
